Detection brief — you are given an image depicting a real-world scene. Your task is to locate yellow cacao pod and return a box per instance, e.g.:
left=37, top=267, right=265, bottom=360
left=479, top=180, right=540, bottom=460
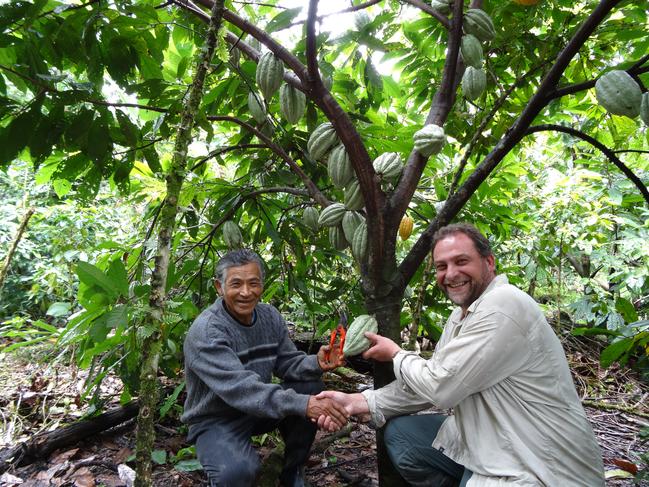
left=399, top=216, right=414, bottom=241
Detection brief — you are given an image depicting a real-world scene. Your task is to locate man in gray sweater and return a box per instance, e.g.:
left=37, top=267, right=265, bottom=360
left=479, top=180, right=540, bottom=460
left=182, top=249, right=348, bottom=487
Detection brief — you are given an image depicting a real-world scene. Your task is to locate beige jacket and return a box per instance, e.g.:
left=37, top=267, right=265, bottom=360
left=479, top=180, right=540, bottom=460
left=363, top=275, right=605, bottom=486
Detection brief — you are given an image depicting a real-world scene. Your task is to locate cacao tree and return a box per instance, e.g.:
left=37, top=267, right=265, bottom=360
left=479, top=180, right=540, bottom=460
left=1, top=0, right=648, bottom=484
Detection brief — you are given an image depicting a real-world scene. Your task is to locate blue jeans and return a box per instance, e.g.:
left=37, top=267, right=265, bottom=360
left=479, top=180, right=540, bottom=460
left=385, top=414, right=472, bottom=487
left=188, top=379, right=323, bottom=487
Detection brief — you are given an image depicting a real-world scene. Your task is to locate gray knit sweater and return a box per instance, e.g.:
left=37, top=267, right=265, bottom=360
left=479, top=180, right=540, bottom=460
left=181, top=298, right=323, bottom=425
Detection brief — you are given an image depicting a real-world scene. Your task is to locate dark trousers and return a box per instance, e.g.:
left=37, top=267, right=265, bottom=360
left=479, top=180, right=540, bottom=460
left=384, top=414, right=473, bottom=487
left=188, top=379, right=323, bottom=487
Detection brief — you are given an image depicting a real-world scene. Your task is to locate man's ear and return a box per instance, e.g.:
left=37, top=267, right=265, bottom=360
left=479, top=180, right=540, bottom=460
left=215, top=280, right=223, bottom=296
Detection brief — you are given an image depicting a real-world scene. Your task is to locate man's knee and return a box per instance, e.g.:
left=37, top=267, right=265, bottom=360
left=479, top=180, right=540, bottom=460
left=205, top=456, right=260, bottom=487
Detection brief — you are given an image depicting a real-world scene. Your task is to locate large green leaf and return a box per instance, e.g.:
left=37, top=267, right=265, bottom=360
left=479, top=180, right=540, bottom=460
left=76, top=262, right=122, bottom=301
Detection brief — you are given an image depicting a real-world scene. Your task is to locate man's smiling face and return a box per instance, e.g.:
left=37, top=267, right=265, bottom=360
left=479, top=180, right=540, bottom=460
left=433, top=232, right=496, bottom=312
left=216, top=262, right=263, bottom=324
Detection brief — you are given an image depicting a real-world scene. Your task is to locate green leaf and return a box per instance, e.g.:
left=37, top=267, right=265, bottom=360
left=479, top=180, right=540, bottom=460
left=46, top=302, right=72, bottom=317
left=107, top=259, right=130, bottom=297
left=76, top=262, right=120, bottom=300
left=174, top=459, right=203, bottom=472
left=600, top=338, right=633, bottom=368
left=265, top=7, right=302, bottom=33
left=152, top=450, right=167, bottom=465
left=615, top=297, right=638, bottom=323
left=159, top=381, right=185, bottom=419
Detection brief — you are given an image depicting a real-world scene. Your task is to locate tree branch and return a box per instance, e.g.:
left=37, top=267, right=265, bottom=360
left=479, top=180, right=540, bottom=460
left=526, top=124, right=649, bottom=206
left=207, top=115, right=329, bottom=207
left=392, top=0, right=464, bottom=225
left=448, top=61, right=549, bottom=196
left=398, top=0, right=625, bottom=287
left=402, top=0, right=451, bottom=29
left=546, top=54, right=649, bottom=101
left=286, top=0, right=382, bottom=29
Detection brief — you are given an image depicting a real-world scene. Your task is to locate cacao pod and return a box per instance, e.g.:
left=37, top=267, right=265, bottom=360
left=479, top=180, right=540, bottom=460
left=229, top=47, right=240, bottom=67
left=256, top=51, right=284, bottom=99
left=342, top=211, right=364, bottom=242
left=222, top=221, right=242, bottom=248
left=328, top=145, right=354, bottom=189
left=343, top=314, right=378, bottom=356
left=595, top=70, right=642, bottom=119
left=462, top=66, right=486, bottom=101
left=307, top=122, right=338, bottom=160
left=318, top=203, right=346, bottom=227
left=247, top=36, right=261, bottom=52
left=329, top=225, right=349, bottom=250
left=413, top=124, right=446, bottom=157
left=344, top=181, right=364, bottom=211
left=302, top=207, right=319, bottom=233
left=641, top=92, right=649, bottom=126
left=351, top=221, right=368, bottom=263
left=430, top=0, right=451, bottom=14
left=460, top=34, right=483, bottom=68
left=322, top=73, right=333, bottom=91
left=373, top=152, right=403, bottom=183
left=279, top=84, right=306, bottom=124
left=463, top=9, right=496, bottom=42
left=399, top=215, right=414, bottom=241
left=248, top=92, right=266, bottom=124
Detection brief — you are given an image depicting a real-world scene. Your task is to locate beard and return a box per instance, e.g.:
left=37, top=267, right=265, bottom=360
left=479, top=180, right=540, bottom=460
left=441, top=265, right=494, bottom=310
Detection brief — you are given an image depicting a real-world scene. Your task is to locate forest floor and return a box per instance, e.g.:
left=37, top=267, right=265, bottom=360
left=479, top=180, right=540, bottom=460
left=0, top=332, right=647, bottom=487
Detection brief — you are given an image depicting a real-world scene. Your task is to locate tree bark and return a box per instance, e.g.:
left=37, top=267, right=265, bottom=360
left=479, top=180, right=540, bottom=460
left=0, top=207, right=35, bottom=293
left=133, top=1, right=225, bottom=486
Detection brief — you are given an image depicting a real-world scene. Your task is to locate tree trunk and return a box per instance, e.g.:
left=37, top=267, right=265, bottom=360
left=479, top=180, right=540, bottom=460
left=133, top=2, right=225, bottom=486
left=366, top=293, right=409, bottom=487
left=0, top=401, right=138, bottom=474
left=0, top=207, right=35, bottom=293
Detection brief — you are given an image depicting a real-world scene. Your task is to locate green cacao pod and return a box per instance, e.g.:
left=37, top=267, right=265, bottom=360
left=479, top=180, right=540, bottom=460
left=247, top=36, right=261, bottom=52
left=344, top=180, right=364, bottom=211
left=318, top=203, right=346, bottom=227
left=351, top=221, right=368, bottom=263
left=328, top=145, right=354, bottom=189
left=329, top=225, right=349, bottom=251
left=460, top=34, right=483, bottom=68
left=373, top=152, right=403, bottom=182
left=430, top=0, right=451, bottom=13
left=256, top=51, right=284, bottom=99
left=342, top=211, right=364, bottom=242
left=248, top=92, right=266, bottom=123
left=222, top=221, right=242, bottom=248
left=279, top=84, right=306, bottom=124
left=343, top=314, right=378, bottom=356
left=302, top=207, right=319, bottom=233
left=594, top=70, right=642, bottom=119
left=229, top=47, right=240, bottom=67
left=322, top=73, right=333, bottom=91
left=463, top=9, right=496, bottom=42
left=307, top=122, right=338, bottom=160
left=462, top=66, right=486, bottom=101
left=413, top=124, right=446, bottom=157
left=641, top=92, right=649, bottom=126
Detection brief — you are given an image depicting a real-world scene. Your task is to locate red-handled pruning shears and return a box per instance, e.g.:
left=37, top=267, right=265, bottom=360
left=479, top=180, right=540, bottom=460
left=324, top=311, right=347, bottom=361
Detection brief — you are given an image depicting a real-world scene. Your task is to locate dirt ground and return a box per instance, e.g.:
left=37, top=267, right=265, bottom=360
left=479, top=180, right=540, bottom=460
left=0, top=334, right=647, bottom=487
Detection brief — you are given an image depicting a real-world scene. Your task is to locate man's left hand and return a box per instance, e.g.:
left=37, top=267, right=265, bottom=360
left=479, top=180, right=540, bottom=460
left=317, top=344, right=345, bottom=370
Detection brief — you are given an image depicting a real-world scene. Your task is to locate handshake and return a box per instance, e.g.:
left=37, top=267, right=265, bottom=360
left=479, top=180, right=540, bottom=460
left=307, top=331, right=402, bottom=432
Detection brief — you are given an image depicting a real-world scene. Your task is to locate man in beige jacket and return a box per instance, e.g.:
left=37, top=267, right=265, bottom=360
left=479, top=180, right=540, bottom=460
left=318, top=223, right=605, bottom=486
